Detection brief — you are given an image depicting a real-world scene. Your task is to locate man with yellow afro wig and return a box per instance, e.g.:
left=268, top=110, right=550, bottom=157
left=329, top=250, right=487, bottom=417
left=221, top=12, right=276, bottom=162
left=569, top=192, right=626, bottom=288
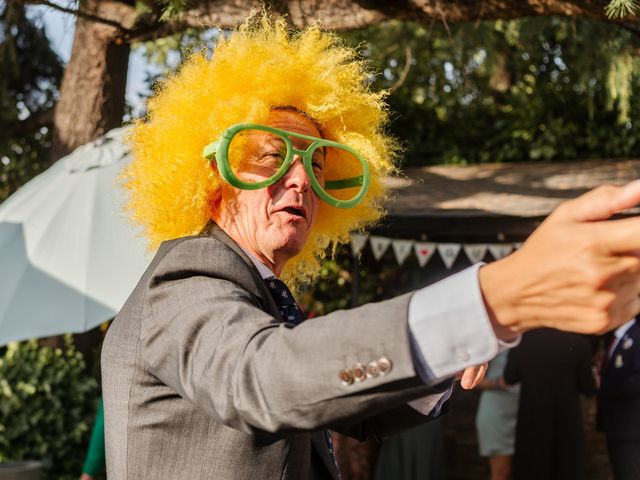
left=102, top=14, right=640, bottom=480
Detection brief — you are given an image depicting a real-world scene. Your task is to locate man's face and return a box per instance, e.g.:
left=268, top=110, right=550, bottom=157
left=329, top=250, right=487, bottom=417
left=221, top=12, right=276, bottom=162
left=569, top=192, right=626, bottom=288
left=218, top=109, right=322, bottom=274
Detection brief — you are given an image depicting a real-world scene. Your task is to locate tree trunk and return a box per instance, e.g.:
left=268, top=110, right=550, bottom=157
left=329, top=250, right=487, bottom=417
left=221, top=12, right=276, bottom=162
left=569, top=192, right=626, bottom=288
left=49, top=0, right=132, bottom=161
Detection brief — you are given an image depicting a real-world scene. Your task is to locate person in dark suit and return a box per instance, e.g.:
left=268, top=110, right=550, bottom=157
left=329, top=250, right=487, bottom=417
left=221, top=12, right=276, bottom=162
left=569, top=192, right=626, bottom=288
left=597, top=317, right=640, bottom=480
left=101, top=15, right=640, bottom=480
left=504, top=329, right=597, bottom=480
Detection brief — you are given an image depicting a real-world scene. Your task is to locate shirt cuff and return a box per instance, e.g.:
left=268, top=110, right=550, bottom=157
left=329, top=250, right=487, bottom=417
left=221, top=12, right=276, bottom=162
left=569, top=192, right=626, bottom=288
left=408, top=263, right=501, bottom=382
left=498, top=334, right=521, bottom=350
left=408, top=380, right=453, bottom=416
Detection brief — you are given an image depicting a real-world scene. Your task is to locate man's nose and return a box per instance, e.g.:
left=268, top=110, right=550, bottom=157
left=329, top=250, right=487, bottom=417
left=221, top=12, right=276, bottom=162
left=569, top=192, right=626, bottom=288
left=283, top=156, right=311, bottom=192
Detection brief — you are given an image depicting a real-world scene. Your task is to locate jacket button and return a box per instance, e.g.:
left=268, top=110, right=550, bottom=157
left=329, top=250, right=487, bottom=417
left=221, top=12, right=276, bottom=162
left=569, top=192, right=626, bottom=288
left=352, top=362, right=367, bottom=382
left=339, top=368, right=354, bottom=386
left=366, top=361, right=380, bottom=378
left=456, top=349, right=470, bottom=362
left=378, top=356, right=392, bottom=375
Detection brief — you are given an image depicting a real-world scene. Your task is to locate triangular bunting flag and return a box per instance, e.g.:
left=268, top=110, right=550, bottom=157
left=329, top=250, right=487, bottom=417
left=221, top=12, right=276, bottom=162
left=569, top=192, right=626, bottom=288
left=392, top=239, right=414, bottom=266
left=414, top=242, right=436, bottom=267
left=349, top=233, right=368, bottom=256
left=437, top=243, right=461, bottom=269
left=369, top=236, right=391, bottom=260
left=463, top=244, right=488, bottom=264
left=488, top=243, right=513, bottom=260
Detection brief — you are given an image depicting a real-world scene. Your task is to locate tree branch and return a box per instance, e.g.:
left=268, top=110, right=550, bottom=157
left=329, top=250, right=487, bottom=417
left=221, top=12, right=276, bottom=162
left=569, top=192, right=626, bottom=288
left=123, top=15, right=191, bottom=42
left=169, top=0, right=640, bottom=33
left=389, top=46, right=412, bottom=93
left=23, top=0, right=640, bottom=43
left=20, top=0, right=133, bottom=32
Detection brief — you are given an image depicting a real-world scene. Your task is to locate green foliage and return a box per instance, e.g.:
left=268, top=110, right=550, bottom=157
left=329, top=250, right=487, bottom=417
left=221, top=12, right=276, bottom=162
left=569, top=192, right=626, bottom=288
left=606, top=0, right=640, bottom=18
left=299, top=244, right=436, bottom=314
left=0, top=337, right=100, bottom=480
left=0, top=3, right=62, bottom=202
left=155, top=0, right=191, bottom=22
left=135, top=28, right=219, bottom=71
left=129, top=17, right=640, bottom=168
left=127, top=28, right=220, bottom=118
left=341, top=18, right=640, bottom=166
left=299, top=246, right=377, bottom=315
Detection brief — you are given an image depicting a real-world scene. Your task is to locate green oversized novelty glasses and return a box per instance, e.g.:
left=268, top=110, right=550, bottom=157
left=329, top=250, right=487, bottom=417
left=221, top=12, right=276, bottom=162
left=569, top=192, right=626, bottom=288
left=202, top=123, right=370, bottom=209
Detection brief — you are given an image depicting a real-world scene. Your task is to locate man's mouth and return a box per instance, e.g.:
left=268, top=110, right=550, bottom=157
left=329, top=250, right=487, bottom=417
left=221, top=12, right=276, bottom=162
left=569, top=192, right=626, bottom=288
left=278, top=206, right=307, bottom=220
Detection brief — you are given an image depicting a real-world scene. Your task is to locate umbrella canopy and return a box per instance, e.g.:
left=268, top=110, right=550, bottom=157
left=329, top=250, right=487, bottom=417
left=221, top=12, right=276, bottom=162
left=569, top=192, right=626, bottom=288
left=0, top=128, right=152, bottom=345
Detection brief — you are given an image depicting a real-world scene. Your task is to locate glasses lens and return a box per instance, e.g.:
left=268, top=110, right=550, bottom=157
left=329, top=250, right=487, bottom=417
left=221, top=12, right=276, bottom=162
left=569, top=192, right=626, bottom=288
left=319, top=145, right=366, bottom=202
left=227, top=129, right=288, bottom=183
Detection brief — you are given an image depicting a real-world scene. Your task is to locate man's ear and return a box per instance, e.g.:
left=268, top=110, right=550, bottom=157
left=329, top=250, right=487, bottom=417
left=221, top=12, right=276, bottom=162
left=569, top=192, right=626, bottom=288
left=208, top=188, right=222, bottom=220
left=209, top=183, right=240, bottom=221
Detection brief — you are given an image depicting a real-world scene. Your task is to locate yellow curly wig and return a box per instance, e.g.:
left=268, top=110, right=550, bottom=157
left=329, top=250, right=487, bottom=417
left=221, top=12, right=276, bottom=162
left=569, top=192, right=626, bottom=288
left=124, top=15, right=399, bottom=287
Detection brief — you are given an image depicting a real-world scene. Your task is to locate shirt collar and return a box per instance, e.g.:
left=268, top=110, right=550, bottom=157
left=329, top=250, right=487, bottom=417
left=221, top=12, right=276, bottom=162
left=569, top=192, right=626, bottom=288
left=615, top=318, right=636, bottom=340
left=240, top=248, right=276, bottom=280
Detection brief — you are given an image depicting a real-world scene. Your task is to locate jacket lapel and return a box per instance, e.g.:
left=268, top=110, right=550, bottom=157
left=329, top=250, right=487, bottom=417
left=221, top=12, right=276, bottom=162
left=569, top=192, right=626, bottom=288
left=202, top=222, right=340, bottom=479
left=201, top=222, right=280, bottom=315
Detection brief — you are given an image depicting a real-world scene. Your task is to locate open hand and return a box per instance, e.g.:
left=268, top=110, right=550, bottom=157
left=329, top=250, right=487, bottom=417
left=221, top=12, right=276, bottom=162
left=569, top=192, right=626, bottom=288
left=480, top=181, right=640, bottom=337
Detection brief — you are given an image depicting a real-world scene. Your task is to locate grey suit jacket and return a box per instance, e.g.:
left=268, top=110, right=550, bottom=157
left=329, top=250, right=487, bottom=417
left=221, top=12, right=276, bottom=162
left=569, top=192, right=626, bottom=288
left=102, top=224, right=444, bottom=479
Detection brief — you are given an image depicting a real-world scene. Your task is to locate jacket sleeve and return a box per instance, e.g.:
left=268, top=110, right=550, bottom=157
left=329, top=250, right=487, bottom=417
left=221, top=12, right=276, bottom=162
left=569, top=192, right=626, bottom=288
left=139, top=237, right=437, bottom=435
left=332, top=399, right=450, bottom=442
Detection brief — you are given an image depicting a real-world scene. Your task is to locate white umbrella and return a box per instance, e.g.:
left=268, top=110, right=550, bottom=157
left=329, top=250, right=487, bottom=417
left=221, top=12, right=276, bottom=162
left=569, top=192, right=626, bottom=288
left=0, top=128, right=151, bottom=345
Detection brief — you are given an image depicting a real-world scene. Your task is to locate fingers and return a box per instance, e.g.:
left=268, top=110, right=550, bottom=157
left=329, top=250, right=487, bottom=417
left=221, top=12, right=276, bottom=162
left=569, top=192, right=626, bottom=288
left=555, top=181, right=640, bottom=223
left=618, top=180, right=640, bottom=212
left=592, top=258, right=640, bottom=333
left=460, top=362, right=488, bottom=390
left=621, top=296, right=640, bottom=328
left=595, top=216, right=640, bottom=255
left=543, top=269, right=640, bottom=334
left=596, top=286, right=640, bottom=334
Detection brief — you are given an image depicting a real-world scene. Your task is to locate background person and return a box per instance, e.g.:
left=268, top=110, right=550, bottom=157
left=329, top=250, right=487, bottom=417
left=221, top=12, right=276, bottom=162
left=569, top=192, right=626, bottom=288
left=597, top=316, right=640, bottom=480
left=475, top=350, right=519, bottom=480
left=374, top=416, right=446, bottom=480
left=79, top=397, right=105, bottom=480
left=504, top=329, right=597, bottom=480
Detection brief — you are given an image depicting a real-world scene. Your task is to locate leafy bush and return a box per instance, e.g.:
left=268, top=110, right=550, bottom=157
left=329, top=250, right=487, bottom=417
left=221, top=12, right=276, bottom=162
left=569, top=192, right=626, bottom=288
left=342, top=18, right=640, bottom=166
left=0, top=336, right=100, bottom=479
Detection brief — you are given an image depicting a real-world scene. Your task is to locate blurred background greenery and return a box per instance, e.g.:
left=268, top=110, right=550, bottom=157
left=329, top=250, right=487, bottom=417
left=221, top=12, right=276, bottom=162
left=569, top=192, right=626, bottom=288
left=4, top=11, right=640, bottom=202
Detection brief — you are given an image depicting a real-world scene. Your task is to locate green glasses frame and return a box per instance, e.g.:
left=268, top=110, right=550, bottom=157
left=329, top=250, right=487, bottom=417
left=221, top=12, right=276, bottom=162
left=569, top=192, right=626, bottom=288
left=202, top=123, right=370, bottom=209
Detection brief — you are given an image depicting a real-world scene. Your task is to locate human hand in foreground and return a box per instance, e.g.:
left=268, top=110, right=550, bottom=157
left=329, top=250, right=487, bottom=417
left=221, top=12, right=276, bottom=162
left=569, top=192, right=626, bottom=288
left=480, top=181, right=640, bottom=337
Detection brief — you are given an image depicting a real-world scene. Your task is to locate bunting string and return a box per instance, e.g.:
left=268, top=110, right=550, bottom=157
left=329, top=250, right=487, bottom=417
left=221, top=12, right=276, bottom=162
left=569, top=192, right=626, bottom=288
left=349, top=233, right=521, bottom=269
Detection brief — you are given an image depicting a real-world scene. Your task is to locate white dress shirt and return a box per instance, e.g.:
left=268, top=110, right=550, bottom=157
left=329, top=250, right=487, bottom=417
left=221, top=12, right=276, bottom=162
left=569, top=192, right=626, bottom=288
left=608, top=318, right=636, bottom=359
left=409, top=263, right=520, bottom=383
